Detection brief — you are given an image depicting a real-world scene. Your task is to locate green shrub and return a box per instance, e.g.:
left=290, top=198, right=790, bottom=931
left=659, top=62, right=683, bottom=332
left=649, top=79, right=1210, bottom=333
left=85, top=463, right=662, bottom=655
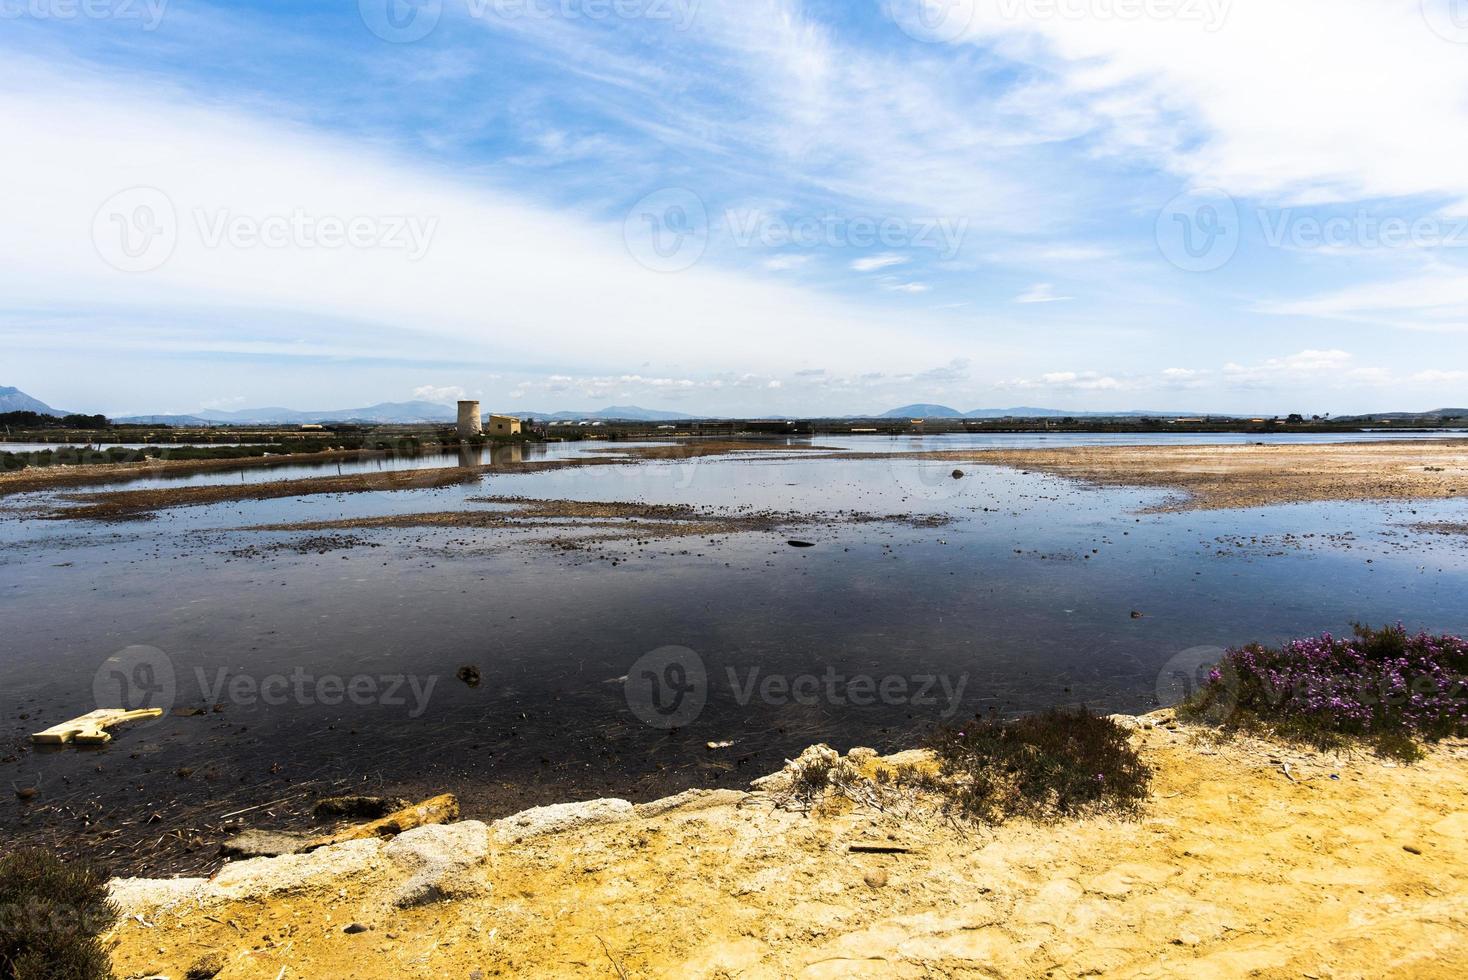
left=922, top=709, right=1151, bottom=824
left=0, top=849, right=117, bottom=980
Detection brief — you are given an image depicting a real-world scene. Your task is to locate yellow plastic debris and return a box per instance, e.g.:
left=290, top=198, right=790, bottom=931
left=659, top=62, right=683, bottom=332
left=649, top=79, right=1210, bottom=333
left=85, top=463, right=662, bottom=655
left=30, top=708, right=164, bottom=745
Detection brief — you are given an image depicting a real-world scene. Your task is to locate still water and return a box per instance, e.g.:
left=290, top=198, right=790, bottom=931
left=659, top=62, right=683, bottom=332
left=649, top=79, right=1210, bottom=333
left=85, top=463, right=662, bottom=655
left=2, top=434, right=1465, bottom=872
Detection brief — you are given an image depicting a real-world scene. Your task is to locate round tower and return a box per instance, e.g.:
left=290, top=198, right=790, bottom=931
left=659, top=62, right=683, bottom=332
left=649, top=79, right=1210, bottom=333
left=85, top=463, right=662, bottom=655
left=456, top=400, right=482, bottom=438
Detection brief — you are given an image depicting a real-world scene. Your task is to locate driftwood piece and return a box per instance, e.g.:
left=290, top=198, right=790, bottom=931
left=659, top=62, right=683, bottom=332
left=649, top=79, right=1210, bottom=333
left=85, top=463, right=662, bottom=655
left=31, top=708, right=164, bottom=745
left=302, top=793, right=460, bottom=852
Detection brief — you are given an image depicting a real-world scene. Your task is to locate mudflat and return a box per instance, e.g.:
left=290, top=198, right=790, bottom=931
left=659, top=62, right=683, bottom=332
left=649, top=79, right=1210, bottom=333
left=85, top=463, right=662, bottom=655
left=23, top=441, right=832, bottom=519
left=905, top=438, right=1468, bottom=511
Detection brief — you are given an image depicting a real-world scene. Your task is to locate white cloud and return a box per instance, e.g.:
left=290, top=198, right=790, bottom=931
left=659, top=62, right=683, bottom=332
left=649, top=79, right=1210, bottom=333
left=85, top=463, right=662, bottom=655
left=1160, top=367, right=1207, bottom=388
left=998, top=370, right=1127, bottom=391
left=1256, top=274, right=1468, bottom=331
left=1221, top=349, right=1400, bottom=389
left=0, top=57, right=978, bottom=383
left=1222, top=349, right=1353, bottom=386
left=1413, top=369, right=1468, bottom=385
left=949, top=1, right=1468, bottom=205
left=885, top=281, right=931, bottom=293
left=851, top=253, right=909, bottom=272
left=412, top=384, right=467, bottom=404
left=763, top=254, right=812, bottom=272
left=1014, top=282, right=1071, bottom=304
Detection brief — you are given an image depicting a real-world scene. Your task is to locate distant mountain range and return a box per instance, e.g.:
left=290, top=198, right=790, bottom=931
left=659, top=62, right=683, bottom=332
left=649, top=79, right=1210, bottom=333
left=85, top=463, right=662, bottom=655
left=5, top=385, right=1466, bottom=425
left=114, top=402, right=695, bottom=425
left=878, top=404, right=1207, bottom=419
left=0, top=386, right=69, bottom=416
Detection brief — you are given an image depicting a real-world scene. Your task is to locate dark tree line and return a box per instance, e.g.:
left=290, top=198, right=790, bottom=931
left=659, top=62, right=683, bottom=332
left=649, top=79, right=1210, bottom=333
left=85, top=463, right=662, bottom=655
left=0, top=411, right=110, bottom=429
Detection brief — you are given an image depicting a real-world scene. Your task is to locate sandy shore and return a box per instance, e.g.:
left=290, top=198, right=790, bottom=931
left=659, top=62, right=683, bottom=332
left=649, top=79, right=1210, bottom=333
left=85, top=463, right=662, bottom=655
left=907, top=439, right=1468, bottom=511
left=105, top=714, right=1468, bottom=979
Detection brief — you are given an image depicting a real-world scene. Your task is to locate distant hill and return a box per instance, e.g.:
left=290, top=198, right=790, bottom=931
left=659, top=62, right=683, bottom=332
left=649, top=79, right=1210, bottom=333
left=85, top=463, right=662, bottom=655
left=116, top=402, right=699, bottom=426
left=118, top=401, right=458, bottom=426
left=880, top=404, right=965, bottom=418
left=965, top=407, right=1204, bottom=418
left=0, top=386, right=69, bottom=416
left=881, top=404, right=1207, bottom=419
left=114, top=414, right=218, bottom=426
left=1337, top=408, right=1468, bottom=421
left=505, top=406, right=694, bottom=422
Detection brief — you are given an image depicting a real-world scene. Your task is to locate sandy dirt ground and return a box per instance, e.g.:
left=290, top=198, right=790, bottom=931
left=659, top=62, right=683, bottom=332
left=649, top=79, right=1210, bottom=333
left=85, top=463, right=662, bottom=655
left=907, top=439, right=1468, bottom=511
left=107, top=714, right=1468, bottom=979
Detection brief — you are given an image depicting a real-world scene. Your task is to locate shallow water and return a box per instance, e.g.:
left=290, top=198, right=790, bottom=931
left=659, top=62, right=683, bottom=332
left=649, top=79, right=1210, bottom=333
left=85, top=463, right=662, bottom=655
left=2, top=434, right=1466, bottom=873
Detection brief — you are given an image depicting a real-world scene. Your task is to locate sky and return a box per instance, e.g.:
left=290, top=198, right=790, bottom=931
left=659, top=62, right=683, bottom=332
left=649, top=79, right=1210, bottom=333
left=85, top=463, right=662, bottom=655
left=3, top=0, right=1468, bottom=417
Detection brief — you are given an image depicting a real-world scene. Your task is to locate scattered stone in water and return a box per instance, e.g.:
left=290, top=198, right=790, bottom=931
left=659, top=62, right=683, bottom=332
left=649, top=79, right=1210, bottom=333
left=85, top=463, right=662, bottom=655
left=1130, top=610, right=1144, bottom=619
left=457, top=665, right=482, bottom=687
left=951, top=469, right=964, bottom=479
left=787, top=540, right=815, bottom=548
left=172, top=706, right=206, bottom=717
left=706, top=740, right=735, bottom=750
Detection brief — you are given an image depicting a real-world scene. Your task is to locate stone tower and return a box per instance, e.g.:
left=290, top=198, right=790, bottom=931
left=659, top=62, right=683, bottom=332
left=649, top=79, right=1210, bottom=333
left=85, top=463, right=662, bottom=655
left=456, top=400, right=482, bottom=438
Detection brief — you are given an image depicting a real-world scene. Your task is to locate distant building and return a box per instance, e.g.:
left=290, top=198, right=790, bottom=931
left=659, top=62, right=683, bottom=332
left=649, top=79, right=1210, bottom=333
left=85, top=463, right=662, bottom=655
left=487, top=414, right=522, bottom=436
left=457, top=400, right=483, bottom=438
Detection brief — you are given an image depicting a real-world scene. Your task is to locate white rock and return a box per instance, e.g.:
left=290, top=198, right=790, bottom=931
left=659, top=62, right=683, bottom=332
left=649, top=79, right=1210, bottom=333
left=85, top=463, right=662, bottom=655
left=491, top=799, right=634, bottom=844
left=383, top=821, right=492, bottom=907
left=210, top=839, right=384, bottom=901
left=111, top=839, right=386, bottom=914
left=383, top=821, right=490, bottom=871
left=634, top=789, right=747, bottom=819
left=108, top=877, right=208, bottom=918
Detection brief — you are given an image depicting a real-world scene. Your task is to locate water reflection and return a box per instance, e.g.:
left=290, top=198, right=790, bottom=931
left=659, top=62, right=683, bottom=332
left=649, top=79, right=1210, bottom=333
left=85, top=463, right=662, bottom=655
left=1, top=435, right=1465, bottom=875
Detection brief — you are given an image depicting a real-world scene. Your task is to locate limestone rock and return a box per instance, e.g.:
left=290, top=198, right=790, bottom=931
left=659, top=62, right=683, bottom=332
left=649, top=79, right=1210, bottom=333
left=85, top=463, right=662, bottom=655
left=219, top=828, right=315, bottom=858
left=383, top=821, right=491, bottom=908
left=491, top=799, right=633, bottom=845
left=633, top=788, right=748, bottom=819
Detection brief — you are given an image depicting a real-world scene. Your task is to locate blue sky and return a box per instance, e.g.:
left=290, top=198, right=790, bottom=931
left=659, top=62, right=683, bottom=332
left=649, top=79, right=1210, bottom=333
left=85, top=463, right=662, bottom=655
left=3, top=0, right=1467, bottom=416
